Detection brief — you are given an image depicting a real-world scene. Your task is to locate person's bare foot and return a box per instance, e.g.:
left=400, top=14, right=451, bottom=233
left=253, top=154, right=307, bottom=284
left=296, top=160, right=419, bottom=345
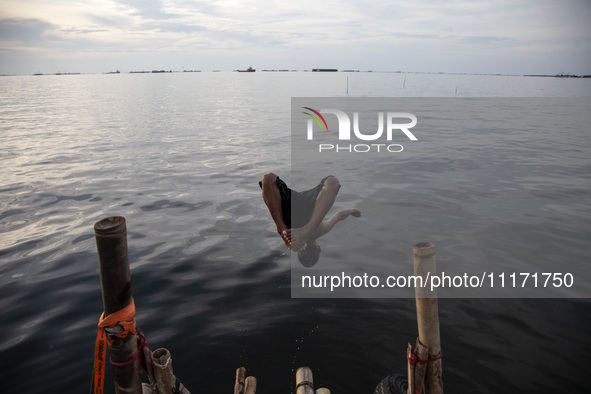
left=286, top=227, right=312, bottom=252
left=277, top=228, right=291, bottom=249
left=283, top=229, right=306, bottom=251
left=336, top=208, right=361, bottom=220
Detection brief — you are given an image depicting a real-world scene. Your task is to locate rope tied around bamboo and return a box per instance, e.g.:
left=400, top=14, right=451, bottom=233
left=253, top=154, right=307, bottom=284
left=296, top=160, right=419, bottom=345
left=92, top=216, right=190, bottom=394
left=409, top=241, right=443, bottom=394
left=93, top=298, right=141, bottom=393
left=93, top=216, right=142, bottom=394
left=374, top=242, right=444, bottom=394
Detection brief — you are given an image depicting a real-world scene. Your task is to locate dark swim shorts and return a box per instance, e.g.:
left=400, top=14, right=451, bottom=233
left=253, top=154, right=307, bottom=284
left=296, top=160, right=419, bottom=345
left=260, top=176, right=335, bottom=229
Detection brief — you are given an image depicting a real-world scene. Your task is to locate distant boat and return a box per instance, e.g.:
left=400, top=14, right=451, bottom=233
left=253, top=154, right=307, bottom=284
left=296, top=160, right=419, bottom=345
left=238, top=66, right=256, bottom=72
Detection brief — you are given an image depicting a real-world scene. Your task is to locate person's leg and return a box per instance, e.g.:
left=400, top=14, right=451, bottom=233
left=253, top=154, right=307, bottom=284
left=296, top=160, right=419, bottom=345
left=309, top=208, right=361, bottom=242
left=260, top=173, right=291, bottom=248
left=288, top=176, right=340, bottom=251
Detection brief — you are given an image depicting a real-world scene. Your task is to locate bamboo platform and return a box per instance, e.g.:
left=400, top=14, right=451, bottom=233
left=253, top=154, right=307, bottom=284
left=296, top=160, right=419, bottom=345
left=91, top=216, right=443, bottom=394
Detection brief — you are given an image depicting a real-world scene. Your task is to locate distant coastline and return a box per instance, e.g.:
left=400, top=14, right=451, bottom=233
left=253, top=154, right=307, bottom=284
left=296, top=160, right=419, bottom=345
left=524, top=73, right=591, bottom=78
left=3, top=70, right=590, bottom=78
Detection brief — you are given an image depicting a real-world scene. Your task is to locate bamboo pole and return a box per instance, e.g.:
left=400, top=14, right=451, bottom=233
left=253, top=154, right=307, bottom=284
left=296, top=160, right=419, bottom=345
left=244, top=376, right=257, bottom=394
left=234, top=367, right=246, bottom=394
left=412, top=242, right=443, bottom=394
left=232, top=366, right=329, bottom=394
left=150, top=348, right=191, bottom=394
left=152, top=348, right=175, bottom=394
left=140, top=334, right=156, bottom=388
left=296, top=367, right=314, bottom=394
left=94, top=216, right=142, bottom=394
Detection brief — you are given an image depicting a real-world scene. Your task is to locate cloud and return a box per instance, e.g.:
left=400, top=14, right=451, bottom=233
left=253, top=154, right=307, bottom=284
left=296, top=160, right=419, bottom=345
left=0, top=18, right=57, bottom=43
left=457, top=36, right=511, bottom=45
left=112, top=0, right=177, bottom=19
left=142, top=21, right=207, bottom=34
left=60, top=27, right=110, bottom=35
left=85, top=14, right=130, bottom=30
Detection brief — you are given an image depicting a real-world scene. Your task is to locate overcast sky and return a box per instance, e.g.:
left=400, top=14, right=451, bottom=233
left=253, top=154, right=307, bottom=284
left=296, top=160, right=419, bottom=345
left=1, top=0, right=590, bottom=75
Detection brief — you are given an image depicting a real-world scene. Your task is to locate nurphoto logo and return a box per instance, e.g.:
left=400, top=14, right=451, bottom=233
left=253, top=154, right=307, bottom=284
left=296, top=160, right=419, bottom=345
left=302, top=107, right=418, bottom=153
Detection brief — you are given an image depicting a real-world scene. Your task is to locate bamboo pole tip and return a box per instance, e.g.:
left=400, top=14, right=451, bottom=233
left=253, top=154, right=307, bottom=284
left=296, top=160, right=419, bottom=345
left=296, top=366, right=313, bottom=377
left=245, top=376, right=257, bottom=393
left=94, top=216, right=126, bottom=235
left=413, top=242, right=435, bottom=257
left=152, top=348, right=171, bottom=369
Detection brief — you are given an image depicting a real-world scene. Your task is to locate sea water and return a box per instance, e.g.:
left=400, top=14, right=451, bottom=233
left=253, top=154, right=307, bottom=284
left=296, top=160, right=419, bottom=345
left=0, top=72, right=590, bottom=392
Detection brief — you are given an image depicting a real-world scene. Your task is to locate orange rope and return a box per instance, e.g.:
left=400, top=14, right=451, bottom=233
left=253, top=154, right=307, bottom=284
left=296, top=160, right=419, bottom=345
left=93, top=299, right=137, bottom=394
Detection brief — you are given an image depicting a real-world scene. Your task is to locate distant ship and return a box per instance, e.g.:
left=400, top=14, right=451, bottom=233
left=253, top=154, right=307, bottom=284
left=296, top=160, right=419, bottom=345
left=238, top=66, right=256, bottom=72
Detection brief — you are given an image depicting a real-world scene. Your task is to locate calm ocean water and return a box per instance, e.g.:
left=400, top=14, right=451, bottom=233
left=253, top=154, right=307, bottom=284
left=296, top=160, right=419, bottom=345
left=1, top=72, right=590, bottom=392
